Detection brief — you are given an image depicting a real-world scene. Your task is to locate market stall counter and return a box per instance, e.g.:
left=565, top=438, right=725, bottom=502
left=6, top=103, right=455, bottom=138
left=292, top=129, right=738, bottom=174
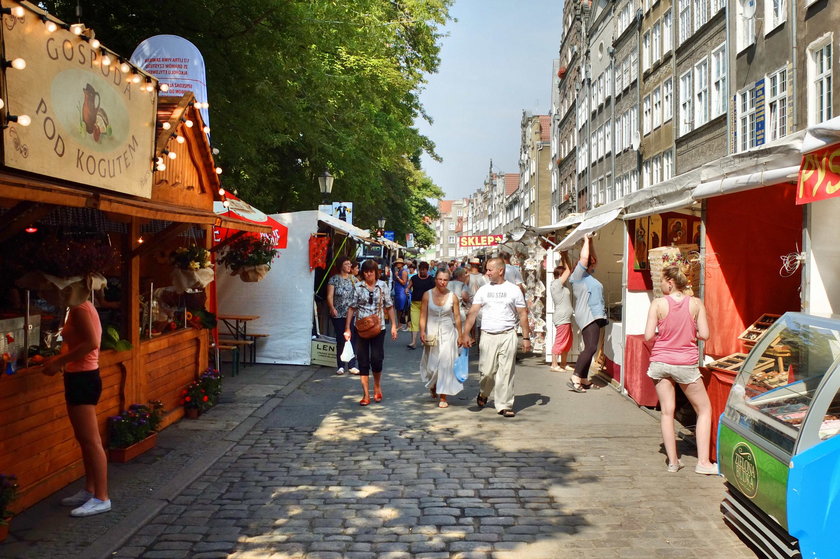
left=718, top=312, right=840, bottom=559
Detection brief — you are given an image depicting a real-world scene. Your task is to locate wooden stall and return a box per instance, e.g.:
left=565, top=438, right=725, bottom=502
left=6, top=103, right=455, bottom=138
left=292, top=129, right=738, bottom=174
left=0, top=4, right=268, bottom=512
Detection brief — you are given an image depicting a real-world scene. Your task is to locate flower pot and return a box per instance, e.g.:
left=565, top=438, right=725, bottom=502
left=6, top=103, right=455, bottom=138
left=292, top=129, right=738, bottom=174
left=236, top=264, right=269, bottom=283
left=0, top=517, right=10, bottom=543
left=185, top=407, right=201, bottom=419
left=107, top=432, right=158, bottom=463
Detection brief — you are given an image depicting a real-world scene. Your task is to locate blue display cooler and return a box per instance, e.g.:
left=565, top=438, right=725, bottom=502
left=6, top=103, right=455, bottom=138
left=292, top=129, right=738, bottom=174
left=718, top=312, right=840, bottom=559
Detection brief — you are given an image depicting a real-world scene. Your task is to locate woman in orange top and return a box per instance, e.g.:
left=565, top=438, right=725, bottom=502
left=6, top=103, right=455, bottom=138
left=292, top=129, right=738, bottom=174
left=42, top=292, right=111, bottom=517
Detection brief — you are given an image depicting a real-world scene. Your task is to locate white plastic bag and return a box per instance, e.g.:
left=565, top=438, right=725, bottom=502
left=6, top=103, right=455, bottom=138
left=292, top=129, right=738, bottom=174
left=340, top=340, right=355, bottom=363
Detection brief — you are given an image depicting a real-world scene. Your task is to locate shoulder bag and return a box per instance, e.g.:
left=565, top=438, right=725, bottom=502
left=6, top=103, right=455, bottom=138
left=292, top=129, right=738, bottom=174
left=356, top=286, right=383, bottom=339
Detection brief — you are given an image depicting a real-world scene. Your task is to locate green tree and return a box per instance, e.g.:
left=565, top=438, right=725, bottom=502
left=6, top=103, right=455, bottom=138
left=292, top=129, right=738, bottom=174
left=44, top=0, right=451, bottom=244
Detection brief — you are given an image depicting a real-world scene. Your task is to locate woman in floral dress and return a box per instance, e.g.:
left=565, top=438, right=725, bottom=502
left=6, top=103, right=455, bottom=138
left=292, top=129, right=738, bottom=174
left=327, top=257, right=359, bottom=375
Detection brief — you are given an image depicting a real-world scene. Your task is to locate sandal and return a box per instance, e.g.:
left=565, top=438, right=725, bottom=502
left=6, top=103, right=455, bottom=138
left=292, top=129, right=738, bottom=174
left=497, top=409, right=516, bottom=417
left=374, top=392, right=383, bottom=403
left=438, top=400, right=449, bottom=408
left=406, top=344, right=416, bottom=350
left=359, top=397, right=370, bottom=406
left=581, top=381, right=599, bottom=390
left=476, top=394, right=488, bottom=409
left=566, top=380, right=586, bottom=393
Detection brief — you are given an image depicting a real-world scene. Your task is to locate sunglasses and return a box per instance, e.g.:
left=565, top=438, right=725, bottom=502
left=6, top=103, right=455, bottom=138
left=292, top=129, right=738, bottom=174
left=368, top=291, right=375, bottom=305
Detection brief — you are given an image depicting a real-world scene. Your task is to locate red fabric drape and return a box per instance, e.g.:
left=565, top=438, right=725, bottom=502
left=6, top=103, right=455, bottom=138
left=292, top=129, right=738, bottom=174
left=309, top=235, right=329, bottom=272
left=703, top=184, right=802, bottom=357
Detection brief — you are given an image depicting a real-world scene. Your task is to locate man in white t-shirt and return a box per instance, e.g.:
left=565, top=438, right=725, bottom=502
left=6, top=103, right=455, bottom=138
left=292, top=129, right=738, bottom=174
left=462, top=257, right=529, bottom=418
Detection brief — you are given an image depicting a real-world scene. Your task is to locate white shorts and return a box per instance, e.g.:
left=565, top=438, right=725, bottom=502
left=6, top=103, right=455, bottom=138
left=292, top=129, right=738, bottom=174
left=647, top=361, right=701, bottom=385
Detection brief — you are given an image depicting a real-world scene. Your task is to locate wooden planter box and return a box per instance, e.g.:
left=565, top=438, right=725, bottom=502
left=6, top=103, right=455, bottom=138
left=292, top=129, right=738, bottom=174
left=107, top=432, right=158, bottom=463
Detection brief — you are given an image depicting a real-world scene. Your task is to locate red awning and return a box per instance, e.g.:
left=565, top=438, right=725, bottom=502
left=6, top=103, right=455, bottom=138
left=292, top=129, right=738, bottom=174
left=213, top=193, right=287, bottom=248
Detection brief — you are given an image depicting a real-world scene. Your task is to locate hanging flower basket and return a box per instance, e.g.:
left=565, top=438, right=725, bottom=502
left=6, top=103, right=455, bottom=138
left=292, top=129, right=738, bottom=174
left=170, top=245, right=214, bottom=293
left=218, top=235, right=277, bottom=283
left=648, top=244, right=700, bottom=297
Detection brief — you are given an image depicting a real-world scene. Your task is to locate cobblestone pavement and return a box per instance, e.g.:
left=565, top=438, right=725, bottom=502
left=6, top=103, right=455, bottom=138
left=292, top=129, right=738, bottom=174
left=107, top=339, right=755, bottom=559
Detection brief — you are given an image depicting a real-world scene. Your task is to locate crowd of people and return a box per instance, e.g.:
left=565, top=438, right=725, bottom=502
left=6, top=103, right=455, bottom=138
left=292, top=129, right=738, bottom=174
left=330, top=236, right=716, bottom=474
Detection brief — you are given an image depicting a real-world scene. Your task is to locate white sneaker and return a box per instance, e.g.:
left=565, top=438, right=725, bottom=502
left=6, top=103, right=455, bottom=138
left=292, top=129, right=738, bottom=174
left=667, top=460, right=684, bottom=473
left=61, top=489, right=93, bottom=507
left=70, top=497, right=111, bottom=517
left=695, top=463, right=719, bottom=475
left=336, top=367, right=345, bottom=375
left=349, top=367, right=360, bottom=375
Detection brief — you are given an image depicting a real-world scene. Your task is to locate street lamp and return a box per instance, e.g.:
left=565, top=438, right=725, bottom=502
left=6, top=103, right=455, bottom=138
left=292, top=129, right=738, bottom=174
left=318, top=169, right=334, bottom=205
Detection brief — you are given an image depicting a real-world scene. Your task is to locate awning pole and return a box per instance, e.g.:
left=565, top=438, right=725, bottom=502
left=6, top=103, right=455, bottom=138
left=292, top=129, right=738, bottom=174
left=315, top=234, right=349, bottom=294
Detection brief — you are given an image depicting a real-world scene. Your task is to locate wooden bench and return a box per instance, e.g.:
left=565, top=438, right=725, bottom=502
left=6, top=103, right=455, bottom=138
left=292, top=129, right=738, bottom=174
left=218, top=338, right=255, bottom=366
left=243, top=333, right=270, bottom=364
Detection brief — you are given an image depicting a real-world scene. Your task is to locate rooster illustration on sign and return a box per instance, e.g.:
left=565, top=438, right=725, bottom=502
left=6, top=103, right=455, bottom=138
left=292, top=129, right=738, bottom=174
left=81, top=83, right=111, bottom=142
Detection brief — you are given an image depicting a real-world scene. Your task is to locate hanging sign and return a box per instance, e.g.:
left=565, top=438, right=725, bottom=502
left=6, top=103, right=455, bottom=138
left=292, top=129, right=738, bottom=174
left=1, top=2, right=157, bottom=198
left=797, top=144, right=840, bottom=205
left=458, top=234, right=504, bottom=248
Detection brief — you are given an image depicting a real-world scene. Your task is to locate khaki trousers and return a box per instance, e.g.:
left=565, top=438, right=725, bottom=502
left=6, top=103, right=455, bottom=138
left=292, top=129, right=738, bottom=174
left=478, top=329, right=517, bottom=411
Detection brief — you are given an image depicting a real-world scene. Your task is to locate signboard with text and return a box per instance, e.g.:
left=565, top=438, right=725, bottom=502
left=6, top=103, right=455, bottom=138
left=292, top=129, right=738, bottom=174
left=798, top=145, right=840, bottom=205
left=458, top=234, right=504, bottom=248
left=2, top=2, right=156, bottom=198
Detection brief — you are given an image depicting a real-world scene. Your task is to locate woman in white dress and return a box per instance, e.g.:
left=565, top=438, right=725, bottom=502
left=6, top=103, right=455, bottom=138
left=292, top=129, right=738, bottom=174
left=419, top=269, right=463, bottom=408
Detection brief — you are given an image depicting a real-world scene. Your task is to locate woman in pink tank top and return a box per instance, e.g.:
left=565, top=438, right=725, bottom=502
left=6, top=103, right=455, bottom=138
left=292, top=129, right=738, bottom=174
left=644, top=265, right=716, bottom=475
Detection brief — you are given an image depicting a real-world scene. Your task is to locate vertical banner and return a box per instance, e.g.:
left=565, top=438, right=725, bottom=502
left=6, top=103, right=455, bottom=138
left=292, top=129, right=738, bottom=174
left=130, top=35, right=209, bottom=126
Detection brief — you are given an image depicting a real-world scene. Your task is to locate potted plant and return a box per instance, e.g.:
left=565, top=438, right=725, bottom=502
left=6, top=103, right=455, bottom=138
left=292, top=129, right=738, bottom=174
left=218, top=234, right=277, bottom=282
left=0, top=474, right=19, bottom=542
left=107, top=401, right=164, bottom=463
left=199, top=367, right=223, bottom=407
left=181, top=368, right=223, bottom=418
left=170, top=244, right=214, bottom=292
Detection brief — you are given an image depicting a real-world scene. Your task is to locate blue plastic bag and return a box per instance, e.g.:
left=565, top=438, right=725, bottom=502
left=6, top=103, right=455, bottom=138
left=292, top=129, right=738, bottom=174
left=454, top=348, right=469, bottom=383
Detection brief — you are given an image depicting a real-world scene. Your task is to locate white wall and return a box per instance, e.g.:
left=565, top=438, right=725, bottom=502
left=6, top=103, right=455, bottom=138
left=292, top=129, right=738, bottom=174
left=216, top=211, right=317, bottom=364
left=806, top=197, right=840, bottom=316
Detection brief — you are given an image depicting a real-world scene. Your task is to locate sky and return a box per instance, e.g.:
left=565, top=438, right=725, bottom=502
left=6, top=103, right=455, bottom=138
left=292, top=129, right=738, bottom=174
left=416, top=0, right=565, bottom=201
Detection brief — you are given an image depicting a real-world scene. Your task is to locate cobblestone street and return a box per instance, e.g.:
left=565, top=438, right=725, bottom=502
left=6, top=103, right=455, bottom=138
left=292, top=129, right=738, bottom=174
left=101, top=340, right=755, bottom=559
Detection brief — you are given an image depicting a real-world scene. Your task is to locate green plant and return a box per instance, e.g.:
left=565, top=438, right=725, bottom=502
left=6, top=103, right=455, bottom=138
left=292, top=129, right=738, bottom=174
left=107, top=401, right=164, bottom=449
left=101, top=325, right=133, bottom=352
left=0, top=474, right=19, bottom=523
left=218, top=235, right=277, bottom=272
left=181, top=368, right=222, bottom=411
left=186, top=309, right=217, bottom=330
left=170, top=245, right=212, bottom=271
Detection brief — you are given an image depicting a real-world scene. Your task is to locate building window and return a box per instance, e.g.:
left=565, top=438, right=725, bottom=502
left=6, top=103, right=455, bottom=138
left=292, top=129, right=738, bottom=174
left=449, top=221, right=455, bottom=230
left=694, top=58, right=709, bottom=127
left=642, top=31, right=651, bottom=72
left=679, top=71, right=693, bottom=136
left=737, top=0, right=756, bottom=52
left=663, top=9, right=673, bottom=54
left=652, top=21, right=662, bottom=64
left=809, top=37, right=833, bottom=125
left=631, top=49, right=638, bottom=83
left=737, top=84, right=758, bottom=151
left=652, top=155, right=661, bottom=185
left=448, top=235, right=456, bottom=244
left=766, top=0, right=786, bottom=32
left=653, top=86, right=662, bottom=129
left=663, top=78, right=673, bottom=122
left=664, top=150, right=674, bottom=181
left=678, top=0, right=691, bottom=45
left=605, top=122, right=612, bottom=155
left=694, top=0, right=709, bottom=31
left=623, top=58, right=631, bottom=90
left=767, top=68, right=787, bottom=141
left=642, top=160, right=651, bottom=188
left=711, top=43, right=727, bottom=118
left=616, top=113, right=624, bottom=152
left=643, top=95, right=652, bottom=135
left=606, top=173, right=614, bottom=203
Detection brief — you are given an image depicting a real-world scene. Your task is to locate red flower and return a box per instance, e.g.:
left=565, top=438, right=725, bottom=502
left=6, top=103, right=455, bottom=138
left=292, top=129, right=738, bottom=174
left=185, top=396, right=191, bottom=402
left=203, top=396, right=209, bottom=402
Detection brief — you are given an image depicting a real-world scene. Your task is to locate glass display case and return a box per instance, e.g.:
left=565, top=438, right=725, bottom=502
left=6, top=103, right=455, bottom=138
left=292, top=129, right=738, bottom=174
left=719, top=313, right=840, bottom=559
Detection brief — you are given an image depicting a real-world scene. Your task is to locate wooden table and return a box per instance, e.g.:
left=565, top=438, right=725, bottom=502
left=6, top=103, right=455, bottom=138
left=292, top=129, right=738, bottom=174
left=218, top=314, right=260, bottom=340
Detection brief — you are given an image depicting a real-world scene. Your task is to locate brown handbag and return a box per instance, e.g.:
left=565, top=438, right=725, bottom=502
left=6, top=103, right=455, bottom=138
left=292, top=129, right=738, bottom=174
left=356, top=286, right=382, bottom=339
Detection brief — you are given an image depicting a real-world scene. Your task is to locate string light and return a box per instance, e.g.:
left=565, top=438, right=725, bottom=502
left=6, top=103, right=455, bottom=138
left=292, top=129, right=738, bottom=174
left=159, top=83, right=169, bottom=92
left=0, top=98, right=4, bottom=110
left=24, top=226, right=38, bottom=234
left=165, top=150, right=177, bottom=160
left=215, top=167, right=223, bottom=175
left=7, top=114, right=31, bottom=126
left=184, top=119, right=194, bottom=128
left=131, top=73, right=142, bottom=84
left=175, top=135, right=185, bottom=144
left=89, top=38, right=100, bottom=49
left=100, top=49, right=112, bottom=66
left=161, top=122, right=171, bottom=130
left=137, top=236, right=144, bottom=244
left=203, top=125, right=210, bottom=134
left=3, top=58, right=26, bottom=70
left=70, top=23, right=84, bottom=35
left=218, top=188, right=225, bottom=196
left=45, top=20, right=58, bottom=32
left=119, top=61, right=130, bottom=73
left=2, top=6, right=26, bottom=17
left=223, top=200, right=230, bottom=208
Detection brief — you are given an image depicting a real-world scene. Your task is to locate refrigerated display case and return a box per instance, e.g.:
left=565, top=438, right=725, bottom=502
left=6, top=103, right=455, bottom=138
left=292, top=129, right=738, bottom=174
left=719, top=312, right=840, bottom=559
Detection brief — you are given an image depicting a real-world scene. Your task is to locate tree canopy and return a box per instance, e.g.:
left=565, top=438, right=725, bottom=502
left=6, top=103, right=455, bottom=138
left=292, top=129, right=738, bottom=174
left=44, top=0, right=450, bottom=246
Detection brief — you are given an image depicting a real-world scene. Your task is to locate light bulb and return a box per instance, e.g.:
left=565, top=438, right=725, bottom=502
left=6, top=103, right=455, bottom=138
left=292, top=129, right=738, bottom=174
left=176, top=135, right=185, bottom=144
left=161, top=122, right=171, bottom=130
left=90, top=38, right=100, bottom=49
left=45, top=21, right=57, bottom=32
left=120, top=62, right=130, bottom=73
left=159, top=83, right=169, bottom=92
left=132, top=74, right=141, bottom=84
left=167, top=151, right=177, bottom=160
left=156, top=163, right=166, bottom=171
left=203, top=126, right=210, bottom=134
left=137, top=236, right=144, bottom=244
left=11, top=6, right=24, bottom=17
left=101, top=53, right=112, bottom=66
left=0, top=98, right=4, bottom=110
left=212, top=148, right=220, bottom=155
left=70, top=23, right=83, bottom=35
left=7, top=58, right=26, bottom=70
left=215, top=167, right=222, bottom=175
left=184, top=119, right=193, bottom=128
left=155, top=157, right=163, bottom=164
left=218, top=188, right=225, bottom=196
left=223, top=200, right=230, bottom=208
left=15, top=115, right=31, bottom=126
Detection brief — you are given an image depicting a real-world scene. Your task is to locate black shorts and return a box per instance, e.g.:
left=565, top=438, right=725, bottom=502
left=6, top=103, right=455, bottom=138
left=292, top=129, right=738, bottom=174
left=63, top=370, right=102, bottom=406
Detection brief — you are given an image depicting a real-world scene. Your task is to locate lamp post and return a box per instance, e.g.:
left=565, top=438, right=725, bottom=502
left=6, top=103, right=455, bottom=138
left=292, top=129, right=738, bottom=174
left=318, top=169, right=334, bottom=205
left=377, top=217, right=386, bottom=238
